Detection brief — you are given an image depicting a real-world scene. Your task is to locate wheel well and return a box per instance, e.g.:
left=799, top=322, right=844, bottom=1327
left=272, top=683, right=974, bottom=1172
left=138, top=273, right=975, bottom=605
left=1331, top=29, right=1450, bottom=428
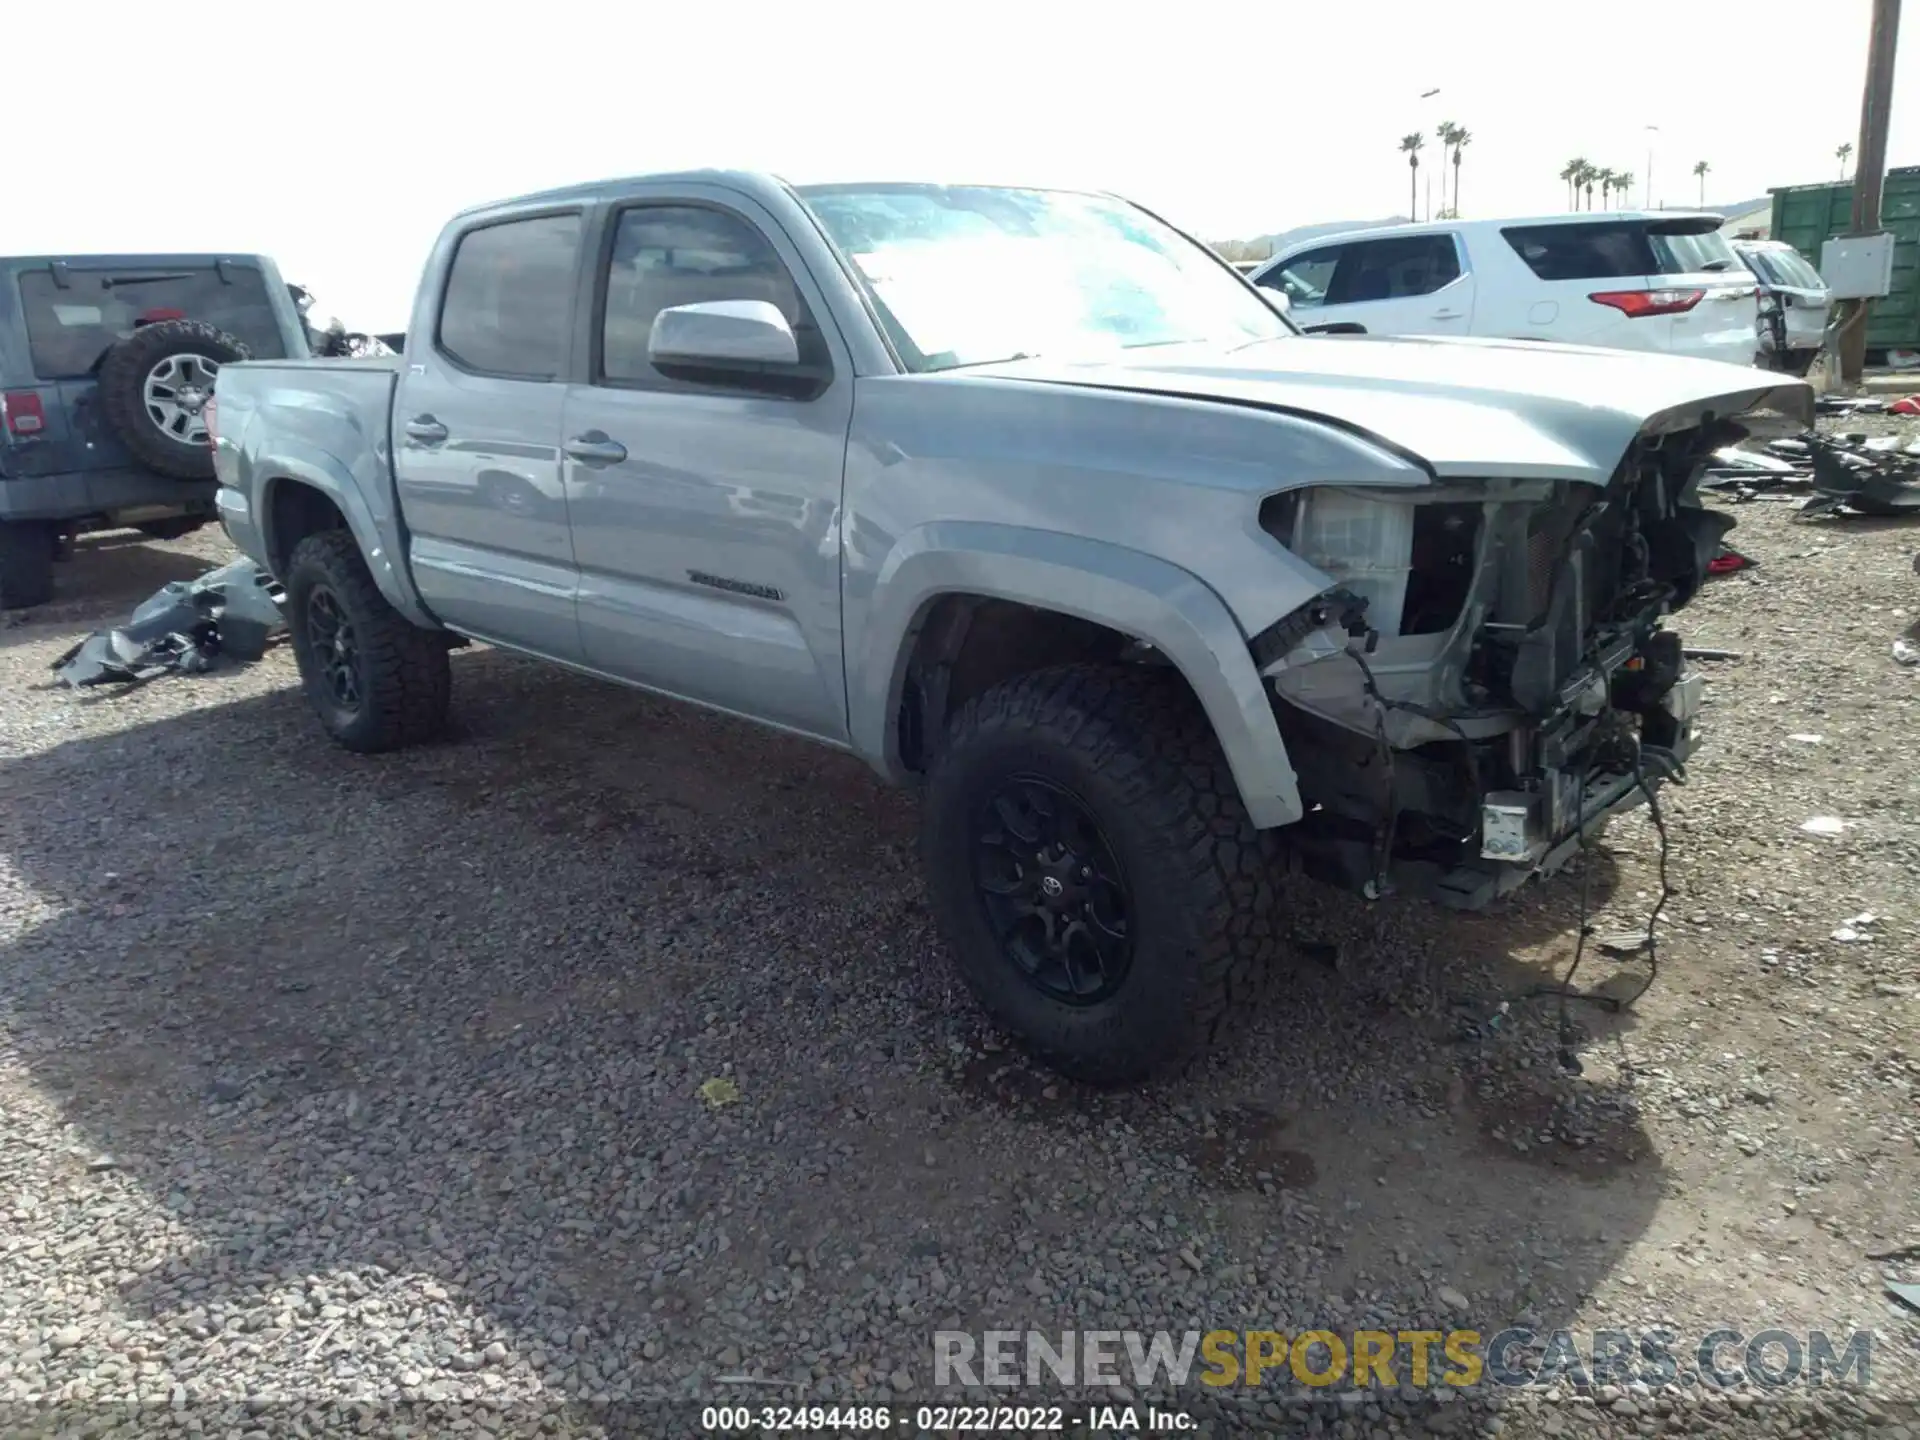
left=897, top=595, right=1184, bottom=772
left=265, top=480, right=348, bottom=575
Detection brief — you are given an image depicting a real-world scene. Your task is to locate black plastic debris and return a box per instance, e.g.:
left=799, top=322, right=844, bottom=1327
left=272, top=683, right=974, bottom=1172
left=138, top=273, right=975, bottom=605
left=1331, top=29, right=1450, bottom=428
left=1704, top=434, right=1920, bottom=517
left=1803, top=434, right=1920, bottom=517
left=1815, top=394, right=1888, bottom=416
left=51, top=558, right=285, bottom=688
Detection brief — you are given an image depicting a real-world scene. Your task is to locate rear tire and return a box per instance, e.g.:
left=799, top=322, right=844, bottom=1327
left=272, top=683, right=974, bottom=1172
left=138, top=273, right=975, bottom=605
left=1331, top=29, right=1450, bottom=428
left=285, top=529, right=451, bottom=752
left=922, top=663, right=1281, bottom=1084
left=0, top=520, right=55, bottom=610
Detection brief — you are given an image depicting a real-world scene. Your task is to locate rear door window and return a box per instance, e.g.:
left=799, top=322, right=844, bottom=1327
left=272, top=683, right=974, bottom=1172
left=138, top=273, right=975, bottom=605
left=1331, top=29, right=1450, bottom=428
left=17, top=264, right=289, bottom=380
left=436, top=213, right=583, bottom=380
left=1501, top=222, right=1656, bottom=281
left=1325, top=234, right=1463, bottom=303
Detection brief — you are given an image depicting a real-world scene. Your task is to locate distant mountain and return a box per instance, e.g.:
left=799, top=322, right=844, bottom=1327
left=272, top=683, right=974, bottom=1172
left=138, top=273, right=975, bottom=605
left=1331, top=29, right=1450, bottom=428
left=1701, top=195, right=1770, bottom=220
left=1251, top=217, right=1409, bottom=252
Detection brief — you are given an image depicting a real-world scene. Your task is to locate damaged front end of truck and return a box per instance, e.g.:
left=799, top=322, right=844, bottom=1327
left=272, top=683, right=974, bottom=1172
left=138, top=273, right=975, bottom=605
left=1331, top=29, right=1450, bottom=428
left=1251, top=407, right=1787, bottom=910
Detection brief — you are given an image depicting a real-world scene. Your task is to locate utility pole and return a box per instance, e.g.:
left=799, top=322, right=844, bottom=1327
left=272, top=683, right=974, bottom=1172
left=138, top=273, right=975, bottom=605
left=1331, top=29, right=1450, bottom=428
left=1842, top=0, right=1902, bottom=383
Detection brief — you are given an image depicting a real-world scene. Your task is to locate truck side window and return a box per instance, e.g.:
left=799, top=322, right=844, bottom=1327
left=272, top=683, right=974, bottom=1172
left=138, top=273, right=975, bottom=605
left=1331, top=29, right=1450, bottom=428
left=1259, top=247, right=1342, bottom=308
left=437, top=213, right=582, bottom=380
left=600, top=205, right=826, bottom=388
left=1325, top=235, right=1462, bottom=304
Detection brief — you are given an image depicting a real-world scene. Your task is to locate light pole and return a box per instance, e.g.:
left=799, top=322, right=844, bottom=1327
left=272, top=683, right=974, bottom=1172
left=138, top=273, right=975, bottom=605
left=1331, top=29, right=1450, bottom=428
left=1419, top=89, right=1441, bottom=220
left=1644, top=125, right=1659, bottom=209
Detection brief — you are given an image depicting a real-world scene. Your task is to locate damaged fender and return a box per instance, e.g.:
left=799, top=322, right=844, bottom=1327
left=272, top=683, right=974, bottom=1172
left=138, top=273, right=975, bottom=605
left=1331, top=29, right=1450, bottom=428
left=856, top=522, right=1312, bottom=830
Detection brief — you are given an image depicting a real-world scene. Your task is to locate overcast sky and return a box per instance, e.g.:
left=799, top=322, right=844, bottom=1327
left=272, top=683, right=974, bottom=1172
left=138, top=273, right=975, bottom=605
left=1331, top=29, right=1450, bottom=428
left=8, top=0, right=1914, bottom=330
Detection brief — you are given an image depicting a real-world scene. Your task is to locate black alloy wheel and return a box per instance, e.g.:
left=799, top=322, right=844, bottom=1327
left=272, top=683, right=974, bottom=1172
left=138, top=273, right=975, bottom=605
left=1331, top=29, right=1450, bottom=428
left=304, top=583, right=364, bottom=710
left=972, top=775, right=1132, bottom=1004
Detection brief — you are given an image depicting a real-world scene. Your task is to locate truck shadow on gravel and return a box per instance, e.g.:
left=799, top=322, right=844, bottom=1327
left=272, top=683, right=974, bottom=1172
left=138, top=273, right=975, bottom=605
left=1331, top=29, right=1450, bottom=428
left=0, top=648, right=1665, bottom=1412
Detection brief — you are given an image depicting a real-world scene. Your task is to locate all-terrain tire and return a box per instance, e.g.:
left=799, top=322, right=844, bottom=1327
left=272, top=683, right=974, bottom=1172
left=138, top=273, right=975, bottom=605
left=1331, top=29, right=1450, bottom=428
left=285, top=530, right=451, bottom=752
left=0, top=520, right=55, bottom=610
left=98, top=319, right=251, bottom=481
left=922, top=663, right=1282, bottom=1084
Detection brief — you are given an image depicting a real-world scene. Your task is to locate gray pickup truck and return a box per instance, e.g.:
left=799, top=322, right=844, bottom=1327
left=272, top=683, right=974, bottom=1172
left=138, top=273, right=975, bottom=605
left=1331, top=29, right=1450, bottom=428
left=210, top=171, right=1811, bottom=1082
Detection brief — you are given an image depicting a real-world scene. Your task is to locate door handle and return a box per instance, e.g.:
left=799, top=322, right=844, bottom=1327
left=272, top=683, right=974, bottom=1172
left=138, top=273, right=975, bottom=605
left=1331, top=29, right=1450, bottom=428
left=564, top=432, right=627, bottom=466
left=1432, top=309, right=1463, bottom=320
left=404, top=415, right=448, bottom=444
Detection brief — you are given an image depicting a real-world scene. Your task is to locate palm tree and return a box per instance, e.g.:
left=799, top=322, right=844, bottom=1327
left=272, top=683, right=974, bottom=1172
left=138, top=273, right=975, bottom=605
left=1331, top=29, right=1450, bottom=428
left=1449, top=127, right=1471, bottom=216
left=1837, top=141, right=1854, bottom=179
left=1614, top=171, right=1636, bottom=211
left=1598, top=169, right=1616, bottom=210
left=1561, top=157, right=1587, bottom=210
left=1693, top=159, right=1711, bottom=205
left=1435, top=122, right=1460, bottom=210
left=1581, top=163, right=1599, bottom=211
left=1400, top=133, right=1425, bottom=220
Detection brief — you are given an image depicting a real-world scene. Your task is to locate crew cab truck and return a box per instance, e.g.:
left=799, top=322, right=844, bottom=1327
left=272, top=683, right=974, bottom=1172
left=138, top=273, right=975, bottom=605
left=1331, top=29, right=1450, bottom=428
left=210, top=172, right=1812, bottom=1083
left=1, top=253, right=309, bottom=607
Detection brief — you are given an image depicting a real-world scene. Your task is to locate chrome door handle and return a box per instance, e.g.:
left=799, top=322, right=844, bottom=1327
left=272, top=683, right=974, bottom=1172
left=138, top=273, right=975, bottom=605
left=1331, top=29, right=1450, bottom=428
left=1432, top=309, right=1463, bottom=319
left=404, top=416, right=448, bottom=444
left=564, top=432, right=627, bottom=466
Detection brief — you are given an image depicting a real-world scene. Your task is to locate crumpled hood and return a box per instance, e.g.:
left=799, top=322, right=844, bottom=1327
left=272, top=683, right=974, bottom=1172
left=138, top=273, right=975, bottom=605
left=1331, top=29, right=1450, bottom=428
left=966, top=334, right=1815, bottom=484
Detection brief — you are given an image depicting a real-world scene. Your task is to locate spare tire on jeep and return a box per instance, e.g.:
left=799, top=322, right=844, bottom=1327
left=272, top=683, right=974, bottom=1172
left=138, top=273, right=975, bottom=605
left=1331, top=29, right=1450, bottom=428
left=98, top=319, right=251, bottom=481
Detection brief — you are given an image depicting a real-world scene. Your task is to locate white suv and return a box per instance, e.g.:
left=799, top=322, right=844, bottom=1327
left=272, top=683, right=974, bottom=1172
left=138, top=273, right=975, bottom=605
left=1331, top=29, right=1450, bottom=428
left=1248, top=212, right=1762, bottom=368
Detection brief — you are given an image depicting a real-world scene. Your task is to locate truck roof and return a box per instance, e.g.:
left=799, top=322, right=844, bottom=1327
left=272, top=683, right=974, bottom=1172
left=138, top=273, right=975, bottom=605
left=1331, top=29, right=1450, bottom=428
left=456, top=168, right=793, bottom=218
left=455, top=170, right=1117, bottom=220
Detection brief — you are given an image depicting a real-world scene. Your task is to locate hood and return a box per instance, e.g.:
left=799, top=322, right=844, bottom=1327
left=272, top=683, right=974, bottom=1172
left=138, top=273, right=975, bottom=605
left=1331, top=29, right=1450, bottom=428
left=964, top=334, right=1815, bottom=485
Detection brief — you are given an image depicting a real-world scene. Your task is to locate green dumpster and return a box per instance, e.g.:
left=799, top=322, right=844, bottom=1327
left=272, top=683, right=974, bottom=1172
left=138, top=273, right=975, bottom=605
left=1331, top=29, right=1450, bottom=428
left=1769, top=165, right=1920, bottom=357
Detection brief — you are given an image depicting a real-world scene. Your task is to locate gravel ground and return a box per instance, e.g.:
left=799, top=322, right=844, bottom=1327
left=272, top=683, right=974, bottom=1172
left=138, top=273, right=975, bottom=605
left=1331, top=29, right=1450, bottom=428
left=0, top=430, right=1916, bottom=1439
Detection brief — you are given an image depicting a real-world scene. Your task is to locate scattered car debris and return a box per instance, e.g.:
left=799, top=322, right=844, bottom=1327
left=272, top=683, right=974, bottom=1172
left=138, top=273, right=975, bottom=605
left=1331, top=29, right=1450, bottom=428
left=1787, top=732, right=1825, bottom=744
left=1895, top=637, right=1919, bottom=666
left=1799, top=816, right=1850, bottom=836
left=50, top=558, right=284, bottom=689
left=1595, top=929, right=1655, bottom=958
left=1816, top=395, right=1888, bottom=415
left=1706, top=545, right=1757, bottom=576
left=1681, top=647, right=1743, bottom=661
left=1889, top=395, right=1920, bottom=417
left=1706, top=433, right=1920, bottom=517
left=1889, top=1282, right=1920, bottom=1316
left=1802, top=435, right=1920, bottom=517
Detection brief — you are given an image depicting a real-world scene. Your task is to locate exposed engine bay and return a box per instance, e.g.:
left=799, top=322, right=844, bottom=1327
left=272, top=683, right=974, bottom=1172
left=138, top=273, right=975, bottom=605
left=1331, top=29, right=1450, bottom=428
left=1250, top=420, right=1739, bottom=909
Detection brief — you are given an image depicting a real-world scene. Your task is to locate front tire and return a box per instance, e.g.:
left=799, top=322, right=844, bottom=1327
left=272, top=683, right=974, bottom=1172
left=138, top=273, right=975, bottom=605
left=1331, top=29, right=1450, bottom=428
left=922, top=664, right=1280, bottom=1084
left=285, top=530, right=451, bottom=752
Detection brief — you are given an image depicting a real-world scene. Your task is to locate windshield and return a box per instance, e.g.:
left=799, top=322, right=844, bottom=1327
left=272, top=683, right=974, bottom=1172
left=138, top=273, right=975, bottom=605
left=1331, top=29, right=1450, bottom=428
left=1745, top=246, right=1826, bottom=291
left=797, top=184, right=1293, bottom=373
